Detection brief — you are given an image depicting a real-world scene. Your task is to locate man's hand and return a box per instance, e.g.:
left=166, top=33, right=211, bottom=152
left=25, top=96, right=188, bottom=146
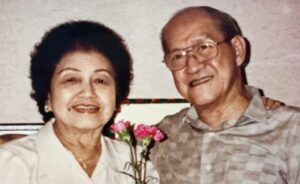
left=262, top=97, right=284, bottom=110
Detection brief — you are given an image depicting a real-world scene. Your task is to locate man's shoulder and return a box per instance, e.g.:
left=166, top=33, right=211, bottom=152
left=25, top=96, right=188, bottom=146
left=264, top=105, right=300, bottom=132
left=156, top=107, right=190, bottom=134
left=269, top=105, right=300, bottom=119
left=285, top=105, right=300, bottom=112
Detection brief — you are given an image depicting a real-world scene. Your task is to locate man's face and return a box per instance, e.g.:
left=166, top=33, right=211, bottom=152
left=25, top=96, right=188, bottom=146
left=163, top=11, right=245, bottom=108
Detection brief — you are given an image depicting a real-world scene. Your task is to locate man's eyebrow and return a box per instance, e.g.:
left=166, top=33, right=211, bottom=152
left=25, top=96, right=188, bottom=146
left=192, top=35, right=210, bottom=42
left=170, top=36, right=210, bottom=52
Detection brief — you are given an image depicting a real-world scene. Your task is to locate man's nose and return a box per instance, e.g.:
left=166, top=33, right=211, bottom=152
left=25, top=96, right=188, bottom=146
left=185, top=53, right=205, bottom=74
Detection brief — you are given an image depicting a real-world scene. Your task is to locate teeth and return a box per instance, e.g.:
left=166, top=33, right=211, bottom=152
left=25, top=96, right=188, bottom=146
left=75, top=105, right=98, bottom=110
left=201, top=76, right=213, bottom=82
left=190, top=76, right=213, bottom=87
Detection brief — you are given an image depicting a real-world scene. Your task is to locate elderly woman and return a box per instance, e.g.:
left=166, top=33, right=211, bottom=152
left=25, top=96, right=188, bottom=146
left=0, top=20, right=157, bottom=183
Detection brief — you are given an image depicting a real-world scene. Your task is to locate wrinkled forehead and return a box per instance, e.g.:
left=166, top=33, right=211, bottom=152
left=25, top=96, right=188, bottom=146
left=163, top=10, right=223, bottom=52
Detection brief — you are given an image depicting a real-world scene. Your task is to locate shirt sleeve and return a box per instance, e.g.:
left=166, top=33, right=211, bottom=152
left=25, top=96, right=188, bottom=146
left=288, top=139, right=300, bottom=182
left=287, top=144, right=300, bottom=183
left=286, top=109, right=300, bottom=183
left=0, top=149, right=31, bottom=184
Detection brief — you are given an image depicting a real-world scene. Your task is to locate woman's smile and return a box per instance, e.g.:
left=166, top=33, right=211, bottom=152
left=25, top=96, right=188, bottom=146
left=72, top=104, right=100, bottom=114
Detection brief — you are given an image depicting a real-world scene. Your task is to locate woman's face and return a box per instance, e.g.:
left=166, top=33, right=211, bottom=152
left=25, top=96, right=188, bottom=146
left=47, top=50, right=116, bottom=131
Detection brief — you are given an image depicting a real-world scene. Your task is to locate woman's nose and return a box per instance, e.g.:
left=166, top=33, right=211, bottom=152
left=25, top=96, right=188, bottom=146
left=79, top=82, right=96, bottom=98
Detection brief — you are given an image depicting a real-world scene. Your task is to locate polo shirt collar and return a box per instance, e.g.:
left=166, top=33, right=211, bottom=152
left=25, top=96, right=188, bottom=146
left=183, top=86, right=268, bottom=131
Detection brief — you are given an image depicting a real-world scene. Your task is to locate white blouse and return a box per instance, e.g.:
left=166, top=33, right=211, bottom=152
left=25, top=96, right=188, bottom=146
left=0, top=122, right=159, bottom=184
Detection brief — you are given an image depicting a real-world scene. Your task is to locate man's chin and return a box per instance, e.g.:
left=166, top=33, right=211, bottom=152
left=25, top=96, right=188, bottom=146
left=189, top=95, right=217, bottom=108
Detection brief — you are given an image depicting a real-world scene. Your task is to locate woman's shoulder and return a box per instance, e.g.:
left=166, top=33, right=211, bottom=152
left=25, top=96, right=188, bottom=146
left=103, top=136, right=130, bottom=154
left=0, top=134, right=38, bottom=163
left=0, top=135, right=39, bottom=184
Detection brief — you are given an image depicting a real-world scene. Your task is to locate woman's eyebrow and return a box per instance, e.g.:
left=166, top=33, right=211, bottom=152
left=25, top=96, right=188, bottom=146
left=57, top=67, right=80, bottom=74
left=94, top=69, right=114, bottom=76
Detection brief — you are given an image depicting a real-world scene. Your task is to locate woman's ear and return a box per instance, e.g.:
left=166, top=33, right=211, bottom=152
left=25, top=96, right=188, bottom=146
left=230, top=35, right=246, bottom=66
left=46, top=94, right=53, bottom=112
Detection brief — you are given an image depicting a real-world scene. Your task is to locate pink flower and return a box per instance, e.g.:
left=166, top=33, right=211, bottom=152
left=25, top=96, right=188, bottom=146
left=110, top=120, right=165, bottom=183
left=134, top=124, right=165, bottom=142
left=110, top=120, right=132, bottom=142
left=152, top=129, right=165, bottom=142
left=111, top=119, right=130, bottom=133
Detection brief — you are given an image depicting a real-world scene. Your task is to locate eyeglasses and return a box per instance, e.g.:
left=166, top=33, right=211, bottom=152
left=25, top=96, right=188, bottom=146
left=163, top=39, right=229, bottom=71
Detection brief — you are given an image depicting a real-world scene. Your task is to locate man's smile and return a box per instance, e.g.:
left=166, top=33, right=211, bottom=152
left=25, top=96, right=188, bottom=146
left=189, top=75, right=214, bottom=87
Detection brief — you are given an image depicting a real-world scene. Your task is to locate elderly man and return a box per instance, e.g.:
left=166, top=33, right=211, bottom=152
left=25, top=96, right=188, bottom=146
left=150, top=6, right=300, bottom=184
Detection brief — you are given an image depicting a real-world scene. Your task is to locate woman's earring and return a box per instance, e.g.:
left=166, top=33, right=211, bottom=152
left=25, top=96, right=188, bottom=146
left=44, top=104, right=50, bottom=113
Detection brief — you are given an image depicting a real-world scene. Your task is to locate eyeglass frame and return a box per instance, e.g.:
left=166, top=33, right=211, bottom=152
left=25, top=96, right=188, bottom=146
left=162, top=37, right=232, bottom=71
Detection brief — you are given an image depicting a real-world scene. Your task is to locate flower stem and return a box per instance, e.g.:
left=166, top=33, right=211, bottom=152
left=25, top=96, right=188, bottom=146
left=142, top=152, right=147, bottom=183
left=128, top=141, right=139, bottom=182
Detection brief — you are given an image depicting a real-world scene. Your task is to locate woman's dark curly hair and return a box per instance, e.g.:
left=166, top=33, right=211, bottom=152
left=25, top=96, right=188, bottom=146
left=30, top=20, right=133, bottom=123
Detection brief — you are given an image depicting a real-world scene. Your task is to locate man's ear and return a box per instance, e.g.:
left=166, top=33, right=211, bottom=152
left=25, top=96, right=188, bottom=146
left=230, top=35, right=246, bottom=66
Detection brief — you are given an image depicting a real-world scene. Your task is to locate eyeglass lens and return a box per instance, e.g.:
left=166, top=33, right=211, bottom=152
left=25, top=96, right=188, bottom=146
left=167, top=41, right=217, bottom=70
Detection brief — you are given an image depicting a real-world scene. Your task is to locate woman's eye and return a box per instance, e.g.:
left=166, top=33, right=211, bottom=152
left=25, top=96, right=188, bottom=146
left=95, top=78, right=105, bottom=84
left=65, top=77, right=80, bottom=84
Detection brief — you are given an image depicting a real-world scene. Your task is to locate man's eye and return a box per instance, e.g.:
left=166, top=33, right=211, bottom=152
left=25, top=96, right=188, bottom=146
left=172, top=53, right=185, bottom=61
left=197, top=42, right=214, bottom=54
left=174, top=54, right=183, bottom=59
left=199, top=43, right=210, bottom=50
